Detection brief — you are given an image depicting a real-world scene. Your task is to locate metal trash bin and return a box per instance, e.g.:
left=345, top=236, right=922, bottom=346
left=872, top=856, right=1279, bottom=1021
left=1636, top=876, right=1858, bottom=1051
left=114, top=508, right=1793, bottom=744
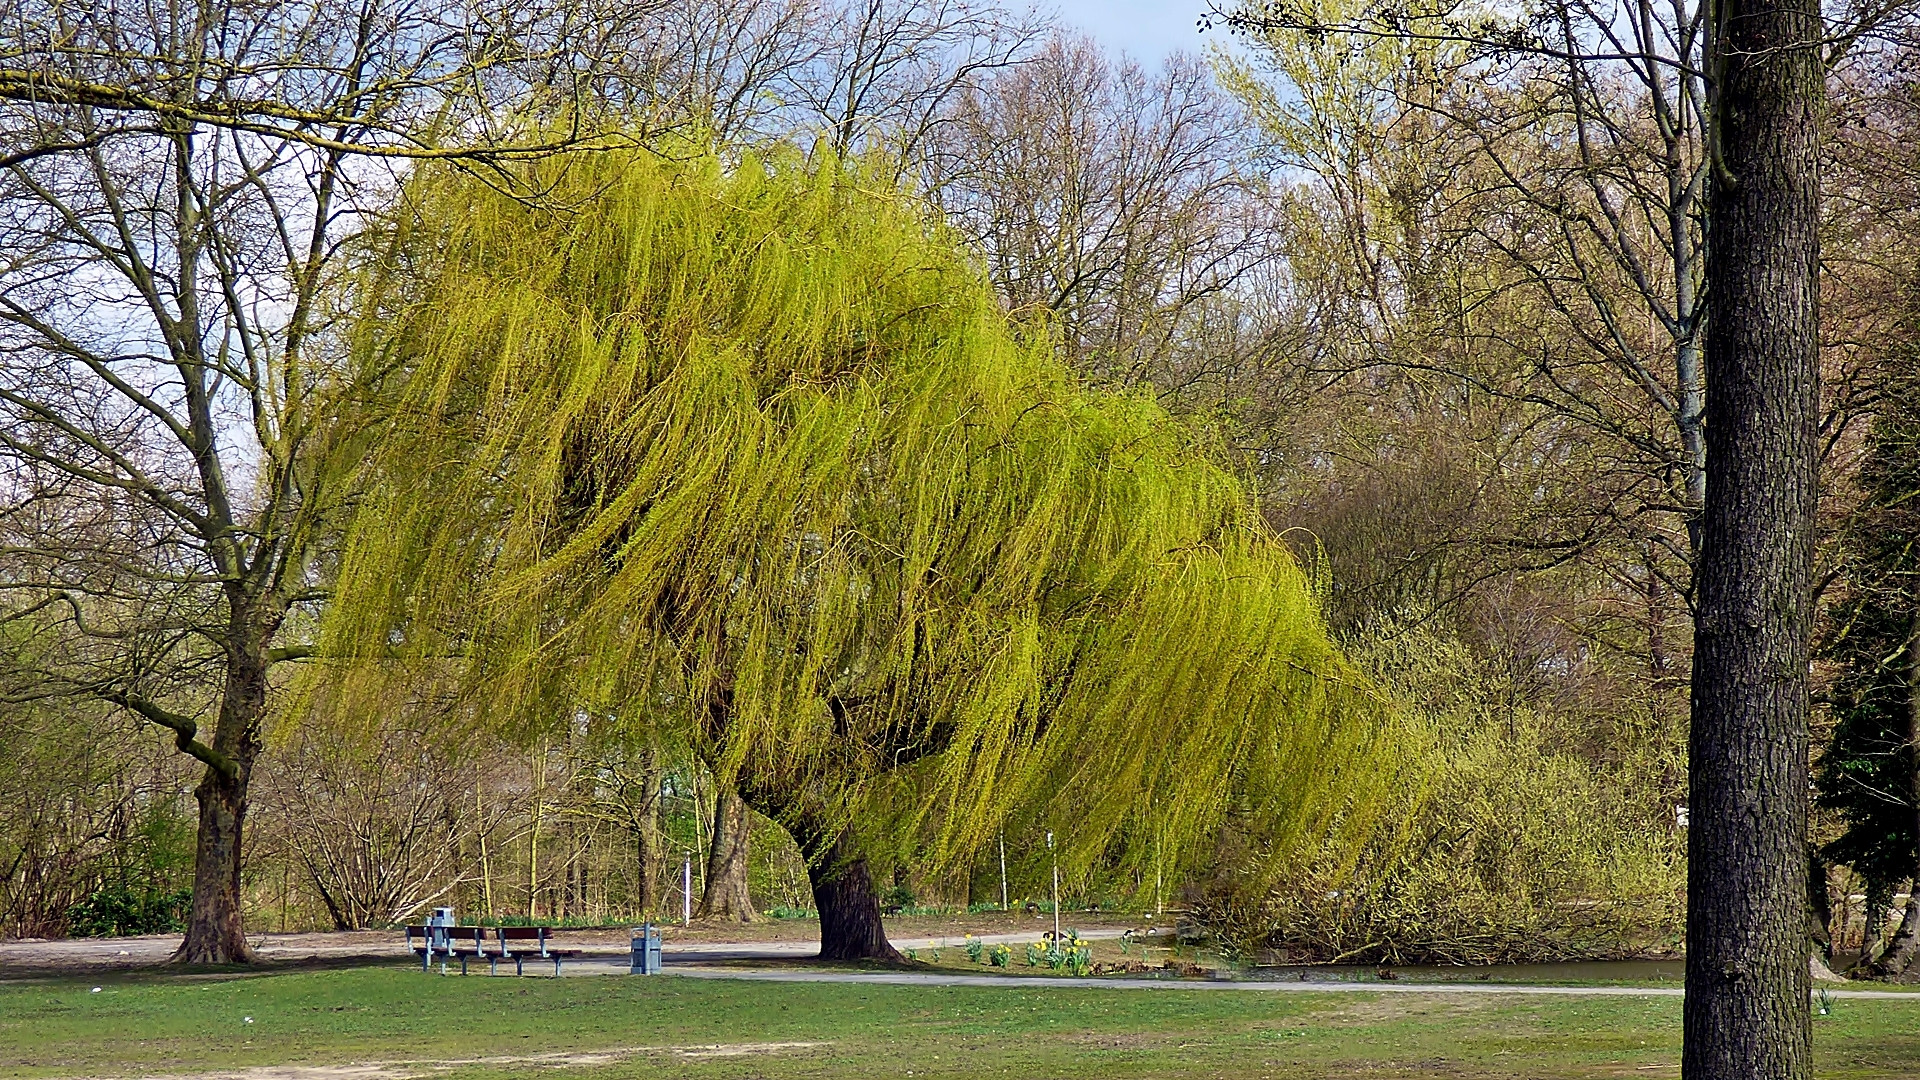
left=427, top=907, right=457, bottom=950
left=629, top=924, right=663, bottom=974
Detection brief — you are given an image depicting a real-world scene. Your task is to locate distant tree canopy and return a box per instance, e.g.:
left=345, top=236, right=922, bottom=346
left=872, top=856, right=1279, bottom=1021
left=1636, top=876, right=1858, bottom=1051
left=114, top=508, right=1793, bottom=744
left=320, top=147, right=1387, bottom=956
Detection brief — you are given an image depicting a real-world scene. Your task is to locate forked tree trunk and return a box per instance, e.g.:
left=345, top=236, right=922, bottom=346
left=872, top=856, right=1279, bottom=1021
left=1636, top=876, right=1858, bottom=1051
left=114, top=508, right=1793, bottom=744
left=1684, top=0, right=1822, bottom=1070
left=698, top=785, right=759, bottom=922
left=1877, top=881, right=1920, bottom=976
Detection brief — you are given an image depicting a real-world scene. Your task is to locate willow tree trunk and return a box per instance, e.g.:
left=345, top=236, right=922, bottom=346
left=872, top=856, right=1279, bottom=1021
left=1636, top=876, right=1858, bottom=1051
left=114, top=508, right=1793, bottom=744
left=1684, top=0, right=1822, bottom=1072
left=698, top=785, right=759, bottom=922
left=735, top=777, right=900, bottom=962
left=804, top=826, right=900, bottom=962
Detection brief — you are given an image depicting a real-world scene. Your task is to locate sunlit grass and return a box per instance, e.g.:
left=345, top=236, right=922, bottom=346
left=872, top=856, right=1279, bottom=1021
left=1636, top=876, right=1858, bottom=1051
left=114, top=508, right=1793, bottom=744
left=3, top=964, right=1917, bottom=1079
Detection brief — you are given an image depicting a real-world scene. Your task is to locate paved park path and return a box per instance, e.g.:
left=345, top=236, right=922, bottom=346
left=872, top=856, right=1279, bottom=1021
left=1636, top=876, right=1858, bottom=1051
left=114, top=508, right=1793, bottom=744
left=7, top=928, right=1917, bottom=1000
left=657, top=965, right=1920, bottom=1000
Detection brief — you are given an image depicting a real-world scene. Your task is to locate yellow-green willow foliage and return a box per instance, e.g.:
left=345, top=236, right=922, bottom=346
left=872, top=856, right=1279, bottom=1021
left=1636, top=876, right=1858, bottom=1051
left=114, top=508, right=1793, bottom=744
left=322, top=146, right=1388, bottom=880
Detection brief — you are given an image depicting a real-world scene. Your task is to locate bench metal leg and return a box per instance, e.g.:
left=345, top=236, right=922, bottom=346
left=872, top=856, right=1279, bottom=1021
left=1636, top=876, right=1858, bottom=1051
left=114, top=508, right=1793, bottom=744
left=459, top=955, right=469, bottom=975
left=552, top=956, right=562, bottom=977
left=514, top=956, right=524, bottom=976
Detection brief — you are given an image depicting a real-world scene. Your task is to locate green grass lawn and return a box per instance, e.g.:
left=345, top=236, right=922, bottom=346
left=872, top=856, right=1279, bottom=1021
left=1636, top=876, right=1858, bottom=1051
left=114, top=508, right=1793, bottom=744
left=2, top=965, right=1916, bottom=1079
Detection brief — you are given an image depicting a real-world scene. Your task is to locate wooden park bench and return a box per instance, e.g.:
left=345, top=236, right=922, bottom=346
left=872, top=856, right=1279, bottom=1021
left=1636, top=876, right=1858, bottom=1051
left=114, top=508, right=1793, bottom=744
left=492, top=926, right=581, bottom=976
left=405, top=924, right=488, bottom=974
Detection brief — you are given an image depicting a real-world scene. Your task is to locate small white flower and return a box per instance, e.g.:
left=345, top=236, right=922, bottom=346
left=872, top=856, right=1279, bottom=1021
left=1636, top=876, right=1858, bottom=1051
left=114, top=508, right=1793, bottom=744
left=244, top=1017, right=253, bottom=1024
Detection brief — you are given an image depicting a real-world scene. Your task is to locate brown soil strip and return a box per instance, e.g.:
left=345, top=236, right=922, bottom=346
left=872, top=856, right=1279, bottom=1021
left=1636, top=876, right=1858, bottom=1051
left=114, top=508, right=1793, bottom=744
left=51, top=1042, right=829, bottom=1080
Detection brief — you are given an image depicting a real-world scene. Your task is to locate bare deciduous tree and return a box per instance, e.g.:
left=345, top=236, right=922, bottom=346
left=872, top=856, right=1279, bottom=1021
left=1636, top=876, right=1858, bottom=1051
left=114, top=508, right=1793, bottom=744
left=922, top=36, right=1269, bottom=390
left=0, top=0, right=632, bottom=962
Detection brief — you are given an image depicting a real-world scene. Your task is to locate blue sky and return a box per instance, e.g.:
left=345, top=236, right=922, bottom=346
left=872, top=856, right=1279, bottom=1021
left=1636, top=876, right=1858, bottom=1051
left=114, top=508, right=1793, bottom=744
left=1048, top=1, right=1229, bottom=64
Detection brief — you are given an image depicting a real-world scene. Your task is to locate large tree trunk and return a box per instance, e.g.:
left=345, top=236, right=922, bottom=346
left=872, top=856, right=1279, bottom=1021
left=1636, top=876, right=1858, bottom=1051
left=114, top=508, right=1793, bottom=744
left=698, top=785, right=759, bottom=923
left=1877, top=882, right=1920, bottom=976
left=176, top=764, right=253, bottom=963
left=1683, top=0, right=1822, bottom=1072
left=734, top=778, right=899, bottom=962
left=174, top=640, right=269, bottom=965
left=805, top=826, right=900, bottom=963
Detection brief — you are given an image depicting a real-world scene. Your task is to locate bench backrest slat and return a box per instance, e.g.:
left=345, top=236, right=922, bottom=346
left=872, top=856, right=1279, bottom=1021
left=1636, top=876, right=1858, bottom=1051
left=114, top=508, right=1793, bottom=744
left=495, top=926, right=549, bottom=955
left=408, top=926, right=486, bottom=949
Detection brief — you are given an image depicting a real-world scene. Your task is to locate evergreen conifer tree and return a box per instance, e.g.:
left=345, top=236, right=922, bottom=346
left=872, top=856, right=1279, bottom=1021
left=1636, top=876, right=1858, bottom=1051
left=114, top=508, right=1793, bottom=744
left=1818, top=354, right=1920, bottom=975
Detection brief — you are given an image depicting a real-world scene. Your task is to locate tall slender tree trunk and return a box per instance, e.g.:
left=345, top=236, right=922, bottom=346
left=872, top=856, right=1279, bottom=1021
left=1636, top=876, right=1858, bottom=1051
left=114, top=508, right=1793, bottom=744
left=698, top=785, right=759, bottom=922
left=632, top=750, right=664, bottom=917
left=1684, top=0, right=1822, bottom=1071
left=1807, top=846, right=1833, bottom=961
left=1859, top=877, right=1892, bottom=967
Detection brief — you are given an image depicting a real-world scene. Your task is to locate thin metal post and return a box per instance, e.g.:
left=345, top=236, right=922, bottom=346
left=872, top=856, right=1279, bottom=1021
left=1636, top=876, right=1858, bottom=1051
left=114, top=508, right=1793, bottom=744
left=1155, top=827, right=1163, bottom=917
left=682, top=856, right=693, bottom=925
left=1047, top=831, right=1059, bottom=944
left=998, top=834, right=1008, bottom=912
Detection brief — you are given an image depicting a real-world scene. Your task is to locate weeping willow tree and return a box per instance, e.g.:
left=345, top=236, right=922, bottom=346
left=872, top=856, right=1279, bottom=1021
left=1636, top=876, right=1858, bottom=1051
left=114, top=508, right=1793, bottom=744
left=321, top=145, right=1388, bottom=959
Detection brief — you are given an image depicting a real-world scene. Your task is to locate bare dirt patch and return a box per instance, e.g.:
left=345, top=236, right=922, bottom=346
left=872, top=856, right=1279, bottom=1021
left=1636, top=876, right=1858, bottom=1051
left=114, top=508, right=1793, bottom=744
left=49, top=1043, right=830, bottom=1080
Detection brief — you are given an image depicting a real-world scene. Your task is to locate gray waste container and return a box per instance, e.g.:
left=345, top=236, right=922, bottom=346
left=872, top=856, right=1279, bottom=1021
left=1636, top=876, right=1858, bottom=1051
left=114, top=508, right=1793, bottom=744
left=630, top=924, right=663, bottom=974
left=427, top=906, right=456, bottom=950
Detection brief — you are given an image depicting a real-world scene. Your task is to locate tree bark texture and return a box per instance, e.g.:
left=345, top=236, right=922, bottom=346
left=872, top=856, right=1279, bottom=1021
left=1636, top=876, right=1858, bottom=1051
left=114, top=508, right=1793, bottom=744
left=1685, top=0, right=1822, bottom=1072
left=698, top=785, right=759, bottom=922
left=734, top=777, right=899, bottom=962
left=174, top=641, right=269, bottom=964
left=804, top=826, right=900, bottom=963
left=632, top=750, right=665, bottom=917
left=1877, top=885, right=1920, bottom=976
left=176, top=765, right=254, bottom=963
left=1858, top=877, right=1892, bottom=968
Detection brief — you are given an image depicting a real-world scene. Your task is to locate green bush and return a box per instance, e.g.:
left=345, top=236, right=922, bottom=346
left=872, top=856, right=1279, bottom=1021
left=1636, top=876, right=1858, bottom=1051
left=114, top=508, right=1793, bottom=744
left=66, top=884, right=191, bottom=937
left=1198, top=621, right=1686, bottom=965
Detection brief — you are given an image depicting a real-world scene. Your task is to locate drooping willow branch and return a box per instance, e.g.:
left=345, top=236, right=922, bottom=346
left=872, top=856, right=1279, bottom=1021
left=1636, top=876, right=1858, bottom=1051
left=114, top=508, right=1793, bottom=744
left=317, top=143, right=1399, bottom=885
